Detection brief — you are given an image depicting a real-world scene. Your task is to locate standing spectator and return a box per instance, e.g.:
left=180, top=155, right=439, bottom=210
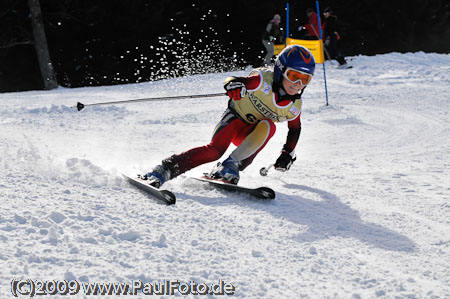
left=262, top=14, right=283, bottom=65
left=298, top=8, right=320, bottom=40
left=322, top=7, right=349, bottom=68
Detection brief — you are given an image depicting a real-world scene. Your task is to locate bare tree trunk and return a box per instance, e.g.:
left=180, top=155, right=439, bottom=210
left=27, top=0, right=57, bottom=90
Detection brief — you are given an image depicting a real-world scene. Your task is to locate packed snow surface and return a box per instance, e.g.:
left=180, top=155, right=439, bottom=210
left=1, top=52, right=449, bottom=298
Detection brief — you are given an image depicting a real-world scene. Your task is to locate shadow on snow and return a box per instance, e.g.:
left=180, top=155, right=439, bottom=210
left=177, top=181, right=417, bottom=253
left=279, top=183, right=416, bottom=252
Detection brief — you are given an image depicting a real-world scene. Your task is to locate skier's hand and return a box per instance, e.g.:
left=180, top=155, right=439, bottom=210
left=324, top=36, right=331, bottom=46
left=224, top=78, right=247, bottom=101
left=274, top=150, right=296, bottom=172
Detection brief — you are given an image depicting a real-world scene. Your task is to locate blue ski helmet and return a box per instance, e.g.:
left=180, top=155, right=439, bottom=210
left=274, top=45, right=316, bottom=84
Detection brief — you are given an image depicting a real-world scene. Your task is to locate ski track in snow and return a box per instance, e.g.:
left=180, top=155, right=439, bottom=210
left=1, top=52, right=449, bottom=298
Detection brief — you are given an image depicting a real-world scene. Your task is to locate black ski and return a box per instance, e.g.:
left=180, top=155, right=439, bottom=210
left=122, top=174, right=176, bottom=205
left=190, top=176, right=275, bottom=200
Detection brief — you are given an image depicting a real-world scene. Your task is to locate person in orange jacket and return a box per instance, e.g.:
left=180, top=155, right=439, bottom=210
left=299, top=8, right=320, bottom=40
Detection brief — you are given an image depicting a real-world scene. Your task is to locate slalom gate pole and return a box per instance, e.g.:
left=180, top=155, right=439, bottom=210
left=316, top=0, right=329, bottom=106
left=73, top=92, right=225, bottom=111
left=286, top=2, right=290, bottom=40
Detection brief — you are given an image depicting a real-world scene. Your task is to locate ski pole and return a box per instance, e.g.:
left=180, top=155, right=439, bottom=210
left=73, top=92, right=225, bottom=111
left=259, top=164, right=274, bottom=176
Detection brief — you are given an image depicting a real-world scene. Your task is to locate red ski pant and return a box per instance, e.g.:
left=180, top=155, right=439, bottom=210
left=163, top=109, right=276, bottom=177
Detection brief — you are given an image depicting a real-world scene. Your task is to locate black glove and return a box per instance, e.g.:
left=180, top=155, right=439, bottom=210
left=224, top=78, right=247, bottom=101
left=274, top=150, right=296, bottom=172
left=324, top=36, right=331, bottom=46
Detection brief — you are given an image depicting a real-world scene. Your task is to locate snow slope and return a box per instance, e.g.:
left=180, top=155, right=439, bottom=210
left=1, top=52, right=449, bottom=298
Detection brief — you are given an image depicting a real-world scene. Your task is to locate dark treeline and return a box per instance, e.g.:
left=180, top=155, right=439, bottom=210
left=1, top=0, right=449, bottom=92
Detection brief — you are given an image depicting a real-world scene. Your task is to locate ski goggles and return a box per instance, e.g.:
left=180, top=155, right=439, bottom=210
left=283, top=67, right=313, bottom=86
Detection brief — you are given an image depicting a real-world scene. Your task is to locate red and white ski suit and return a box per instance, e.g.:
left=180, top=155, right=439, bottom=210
left=161, top=68, right=302, bottom=178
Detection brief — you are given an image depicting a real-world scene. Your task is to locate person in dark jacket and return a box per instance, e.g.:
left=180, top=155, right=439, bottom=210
left=262, top=14, right=283, bottom=65
left=322, top=7, right=348, bottom=68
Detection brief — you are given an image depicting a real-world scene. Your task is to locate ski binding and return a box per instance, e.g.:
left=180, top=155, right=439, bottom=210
left=190, top=175, right=275, bottom=200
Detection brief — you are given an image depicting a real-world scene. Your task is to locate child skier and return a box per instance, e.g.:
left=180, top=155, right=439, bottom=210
left=142, top=44, right=316, bottom=187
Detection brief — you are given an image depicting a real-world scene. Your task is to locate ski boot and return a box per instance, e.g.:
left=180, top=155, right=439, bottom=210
left=140, top=165, right=171, bottom=188
left=209, top=156, right=240, bottom=185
